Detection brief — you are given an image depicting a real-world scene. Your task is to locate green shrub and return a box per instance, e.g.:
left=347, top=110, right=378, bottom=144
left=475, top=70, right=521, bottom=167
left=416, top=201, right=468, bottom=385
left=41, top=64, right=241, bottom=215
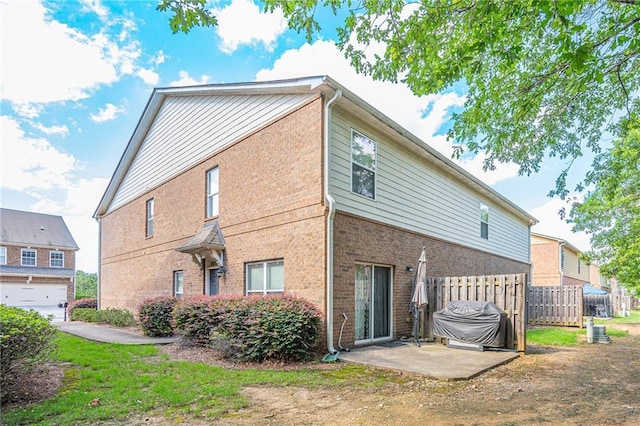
left=0, top=305, right=57, bottom=401
left=70, top=307, right=136, bottom=327
left=139, top=296, right=178, bottom=337
left=68, top=297, right=97, bottom=318
left=173, top=295, right=322, bottom=362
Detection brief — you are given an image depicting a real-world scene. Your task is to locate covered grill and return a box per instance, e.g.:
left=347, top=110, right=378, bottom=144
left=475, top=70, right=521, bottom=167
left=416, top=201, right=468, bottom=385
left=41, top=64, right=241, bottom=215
left=432, top=301, right=507, bottom=350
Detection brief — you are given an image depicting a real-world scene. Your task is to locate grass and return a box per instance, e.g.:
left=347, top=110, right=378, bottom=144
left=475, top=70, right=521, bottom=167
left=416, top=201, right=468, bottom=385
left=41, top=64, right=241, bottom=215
left=527, top=310, right=639, bottom=347
left=2, top=333, right=390, bottom=425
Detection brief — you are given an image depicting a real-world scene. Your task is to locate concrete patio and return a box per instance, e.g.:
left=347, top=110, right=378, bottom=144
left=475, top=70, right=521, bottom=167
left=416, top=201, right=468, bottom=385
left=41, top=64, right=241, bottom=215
left=337, top=340, right=520, bottom=380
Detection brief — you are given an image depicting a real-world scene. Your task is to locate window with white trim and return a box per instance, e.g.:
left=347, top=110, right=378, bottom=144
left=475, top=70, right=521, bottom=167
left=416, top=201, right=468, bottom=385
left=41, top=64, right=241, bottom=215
left=174, top=271, right=184, bottom=299
left=351, top=130, right=377, bottom=199
left=146, top=198, right=154, bottom=237
left=0, top=247, right=6, bottom=265
left=480, top=202, right=489, bottom=239
left=50, top=251, right=64, bottom=268
left=206, top=167, right=219, bottom=217
left=21, top=248, right=36, bottom=266
left=246, top=260, right=284, bottom=295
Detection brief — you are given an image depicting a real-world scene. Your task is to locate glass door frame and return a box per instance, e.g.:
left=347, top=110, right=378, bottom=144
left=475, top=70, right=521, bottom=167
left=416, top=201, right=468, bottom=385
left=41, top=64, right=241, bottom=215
left=353, top=262, right=394, bottom=345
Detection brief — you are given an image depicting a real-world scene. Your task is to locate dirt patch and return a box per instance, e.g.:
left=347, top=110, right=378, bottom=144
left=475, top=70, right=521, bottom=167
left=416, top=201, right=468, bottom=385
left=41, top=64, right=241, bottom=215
left=214, top=329, right=640, bottom=425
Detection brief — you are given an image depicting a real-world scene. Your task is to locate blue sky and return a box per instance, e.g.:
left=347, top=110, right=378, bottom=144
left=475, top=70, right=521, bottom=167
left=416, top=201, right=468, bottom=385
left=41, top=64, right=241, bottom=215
left=1, top=0, right=594, bottom=273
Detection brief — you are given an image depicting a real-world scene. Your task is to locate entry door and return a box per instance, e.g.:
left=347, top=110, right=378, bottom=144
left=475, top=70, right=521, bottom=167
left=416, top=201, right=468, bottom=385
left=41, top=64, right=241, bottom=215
left=354, top=264, right=392, bottom=343
left=206, top=268, right=219, bottom=296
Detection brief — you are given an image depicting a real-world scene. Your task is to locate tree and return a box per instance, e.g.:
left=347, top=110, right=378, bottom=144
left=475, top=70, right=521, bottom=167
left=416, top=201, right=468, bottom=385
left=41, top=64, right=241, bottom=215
left=75, top=270, right=98, bottom=299
left=569, top=121, right=640, bottom=292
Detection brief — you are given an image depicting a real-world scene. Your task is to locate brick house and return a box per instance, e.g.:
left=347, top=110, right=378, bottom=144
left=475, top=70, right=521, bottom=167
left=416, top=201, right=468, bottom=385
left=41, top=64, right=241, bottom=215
left=0, top=208, right=79, bottom=306
left=94, top=76, right=537, bottom=351
left=530, top=232, right=590, bottom=286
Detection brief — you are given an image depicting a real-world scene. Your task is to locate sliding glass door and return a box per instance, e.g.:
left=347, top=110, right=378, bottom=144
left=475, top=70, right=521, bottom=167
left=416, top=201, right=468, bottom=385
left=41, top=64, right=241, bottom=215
left=354, top=264, right=392, bottom=343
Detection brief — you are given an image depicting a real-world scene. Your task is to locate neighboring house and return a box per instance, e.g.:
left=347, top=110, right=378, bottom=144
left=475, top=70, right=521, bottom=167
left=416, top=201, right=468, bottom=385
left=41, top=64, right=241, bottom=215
left=530, top=232, right=590, bottom=286
left=0, top=208, right=79, bottom=306
left=589, top=263, right=614, bottom=291
left=94, top=76, right=537, bottom=350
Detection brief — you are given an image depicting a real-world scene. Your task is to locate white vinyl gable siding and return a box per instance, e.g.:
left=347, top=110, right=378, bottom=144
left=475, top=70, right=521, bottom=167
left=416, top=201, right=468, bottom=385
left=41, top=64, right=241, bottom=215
left=562, top=248, right=589, bottom=281
left=329, top=109, right=531, bottom=263
left=109, top=93, right=317, bottom=212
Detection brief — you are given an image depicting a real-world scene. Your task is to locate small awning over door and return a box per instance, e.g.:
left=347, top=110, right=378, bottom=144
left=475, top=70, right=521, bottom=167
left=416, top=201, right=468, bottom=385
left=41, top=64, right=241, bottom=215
left=176, top=221, right=225, bottom=270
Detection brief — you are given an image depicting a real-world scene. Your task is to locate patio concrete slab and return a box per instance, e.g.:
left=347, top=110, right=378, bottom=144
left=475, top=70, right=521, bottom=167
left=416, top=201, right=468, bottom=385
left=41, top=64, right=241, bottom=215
left=337, top=341, right=520, bottom=380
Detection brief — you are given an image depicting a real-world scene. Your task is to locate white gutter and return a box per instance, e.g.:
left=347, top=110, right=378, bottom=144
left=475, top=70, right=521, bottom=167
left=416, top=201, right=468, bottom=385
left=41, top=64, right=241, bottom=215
left=324, top=88, right=342, bottom=354
left=97, top=218, right=102, bottom=310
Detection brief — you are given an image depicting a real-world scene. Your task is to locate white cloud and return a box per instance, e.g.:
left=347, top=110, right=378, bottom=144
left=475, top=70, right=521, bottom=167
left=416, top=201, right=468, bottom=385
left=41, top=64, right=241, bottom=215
left=530, top=197, right=591, bottom=252
left=256, top=41, right=519, bottom=185
left=0, top=1, right=143, bottom=112
left=80, top=0, right=109, bottom=19
left=90, top=103, right=124, bottom=123
left=169, top=71, right=211, bottom=86
left=137, top=68, right=160, bottom=85
left=214, top=0, right=287, bottom=53
left=31, top=122, right=70, bottom=137
left=1, top=116, right=77, bottom=193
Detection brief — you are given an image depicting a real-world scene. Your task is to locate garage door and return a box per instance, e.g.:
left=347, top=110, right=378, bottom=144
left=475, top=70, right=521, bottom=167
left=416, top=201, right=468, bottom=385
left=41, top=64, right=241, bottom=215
left=0, top=283, right=68, bottom=307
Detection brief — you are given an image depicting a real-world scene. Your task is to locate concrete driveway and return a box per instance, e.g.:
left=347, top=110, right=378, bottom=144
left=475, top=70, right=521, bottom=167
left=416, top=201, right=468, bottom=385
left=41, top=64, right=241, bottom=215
left=15, top=304, right=69, bottom=322
left=337, top=340, right=520, bottom=380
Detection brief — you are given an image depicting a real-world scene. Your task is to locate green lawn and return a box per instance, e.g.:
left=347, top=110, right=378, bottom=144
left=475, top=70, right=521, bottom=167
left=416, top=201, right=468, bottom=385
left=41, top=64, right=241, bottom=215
left=3, top=333, right=390, bottom=425
left=527, top=309, right=639, bottom=347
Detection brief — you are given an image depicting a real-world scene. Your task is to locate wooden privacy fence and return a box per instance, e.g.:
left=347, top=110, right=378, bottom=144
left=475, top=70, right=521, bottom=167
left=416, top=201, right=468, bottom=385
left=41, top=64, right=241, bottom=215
left=613, top=294, right=639, bottom=314
left=527, top=286, right=583, bottom=328
left=422, top=274, right=527, bottom=352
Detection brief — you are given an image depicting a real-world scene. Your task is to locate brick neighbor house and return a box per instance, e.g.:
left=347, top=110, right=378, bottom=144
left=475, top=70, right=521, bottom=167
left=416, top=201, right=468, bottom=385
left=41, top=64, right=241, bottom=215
left=94, top=76, right=537, bottom=351
left=530, top=232, right=590, bottom=286
left=0, top=208, right=79, bottom=306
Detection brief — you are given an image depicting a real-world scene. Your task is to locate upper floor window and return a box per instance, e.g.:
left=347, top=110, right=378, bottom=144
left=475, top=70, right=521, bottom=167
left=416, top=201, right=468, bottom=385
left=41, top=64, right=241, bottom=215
left=21, top=248, right=36, bottom=266
left=146, top=198, right=154, bottom=238
left=246, top=259, right=284, bottom=295
left=480, top=203, right=489, bottom=239
left=50, top=251, right=64, bottom=268
left=174, top=270, right=184, bottom=299
left=351, top=130, right=377, bottom=199
left=206, top=167, right=219, bottom=217
left=0, top=247, right=6, bottom=265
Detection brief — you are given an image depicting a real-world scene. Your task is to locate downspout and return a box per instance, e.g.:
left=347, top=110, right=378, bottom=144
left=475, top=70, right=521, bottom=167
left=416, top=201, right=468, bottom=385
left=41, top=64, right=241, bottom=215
left=559, top=241, right=566, bottom=285
left=96, top=218, right=102, bottom=310
left=324, top=88, right=342, bottom=354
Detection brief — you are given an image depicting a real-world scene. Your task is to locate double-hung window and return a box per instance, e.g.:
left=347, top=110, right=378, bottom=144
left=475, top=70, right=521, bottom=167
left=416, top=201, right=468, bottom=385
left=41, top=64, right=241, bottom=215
left=50, top=251, right=64, bottom=268
left=173, top=271, right=184, bottom=299
left=246, top=260, right=284, bottom=295
left=21, top=248, right=36, bottom=266
left=480, top=202, right=489, bottom=239
left=146, top=198, right=154, bottom=237
left=0, top=247, right=6, bottom=265
left=206, top=167, right=219, bottom=217
left=351, top=130, right=377, bottom=199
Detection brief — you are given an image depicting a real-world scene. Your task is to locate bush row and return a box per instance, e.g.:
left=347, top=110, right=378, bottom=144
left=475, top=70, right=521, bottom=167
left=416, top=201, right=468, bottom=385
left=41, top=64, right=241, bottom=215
left=67, top=297, right=97, bottom=318
left=0, top=305, right=57, bottom=402
left=70, top=307, right=137, bottom=327
left=172, top=295, right=323, bottom=362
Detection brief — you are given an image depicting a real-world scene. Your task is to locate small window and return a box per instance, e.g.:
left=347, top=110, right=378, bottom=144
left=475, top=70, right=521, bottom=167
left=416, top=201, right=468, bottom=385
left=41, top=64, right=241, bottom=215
left=174, top=271, right=184, bottom=299
left=146, top=198, right=154, bottom=237
left=0, top=247, right=6, bottom=265
left=50, top=251, right=64, bottom=268
left=246, top=260, right=284, bottom=295
left=206, top=167, right=219, bottom=217
left=351, top=130, right=377, bottom=199
left=561, top=248, right=565, bottom=269
left=480, top=203, right=489, bottom=239
left=21, top=248, right=36, bottom=266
